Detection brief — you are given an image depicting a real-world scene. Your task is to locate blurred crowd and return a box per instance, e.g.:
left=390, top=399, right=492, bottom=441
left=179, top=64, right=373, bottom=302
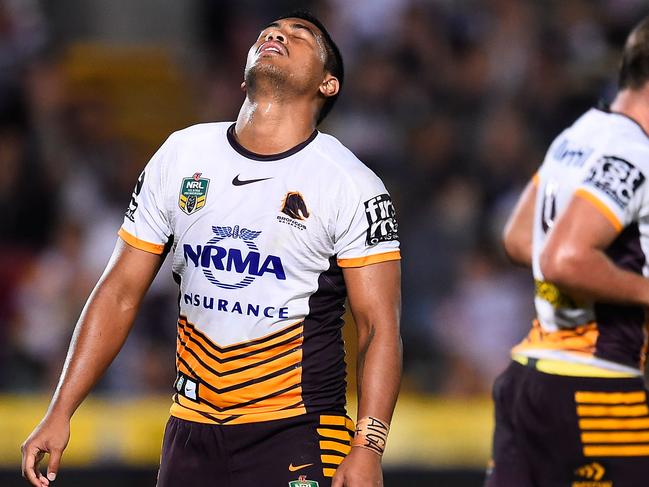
left=1, top=0, right=646, bottom=397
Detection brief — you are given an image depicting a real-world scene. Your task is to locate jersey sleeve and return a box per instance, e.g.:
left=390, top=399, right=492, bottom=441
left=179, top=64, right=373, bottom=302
left=575, top=154, right=647, bottom=232
left=334, top=173, right=401, bottom=268
left=118, top=135, right=175, bottom=254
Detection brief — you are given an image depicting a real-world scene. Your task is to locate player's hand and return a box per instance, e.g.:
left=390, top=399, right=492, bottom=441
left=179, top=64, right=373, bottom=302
left=331, top=447, right=383, bottom=486
left=21, top=415, right=70, bottom=487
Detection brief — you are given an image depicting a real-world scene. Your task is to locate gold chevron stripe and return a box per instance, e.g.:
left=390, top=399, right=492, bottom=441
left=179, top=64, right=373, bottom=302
left=577, top=404, right=649, bottom=417
left=575, top=391, right=647, bottom=404
left=581, top=431, right=649, bottom=443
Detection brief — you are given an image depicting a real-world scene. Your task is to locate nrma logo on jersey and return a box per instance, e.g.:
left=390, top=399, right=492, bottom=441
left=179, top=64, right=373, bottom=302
left=183, top=225, right=286, bottom=290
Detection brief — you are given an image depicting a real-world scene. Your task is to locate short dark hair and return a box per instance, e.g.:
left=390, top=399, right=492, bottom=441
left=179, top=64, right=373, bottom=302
left=619, top=16, right=649, bottom=90
left=276, top=10, right=344, bottom=124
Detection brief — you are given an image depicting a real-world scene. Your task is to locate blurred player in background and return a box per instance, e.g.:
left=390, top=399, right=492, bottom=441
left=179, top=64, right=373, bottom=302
left=20, top=11, right=401, bottom=487
left=488, top=16, right=649, bottom=487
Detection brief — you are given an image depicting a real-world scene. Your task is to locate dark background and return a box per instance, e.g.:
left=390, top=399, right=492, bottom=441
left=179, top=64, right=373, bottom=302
left=1, top=0, right=648, bottom=485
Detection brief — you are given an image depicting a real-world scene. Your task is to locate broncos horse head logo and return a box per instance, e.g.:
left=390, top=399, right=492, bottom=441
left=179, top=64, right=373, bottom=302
left=281, top=192, right=310, bottom=221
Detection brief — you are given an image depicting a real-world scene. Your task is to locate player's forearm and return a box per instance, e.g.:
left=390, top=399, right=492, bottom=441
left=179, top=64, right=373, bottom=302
left=355, top=321, right=402, bottom=424
left=46, top=281, right=140, bottom=420
left=541, top=246, right=649, bottom=306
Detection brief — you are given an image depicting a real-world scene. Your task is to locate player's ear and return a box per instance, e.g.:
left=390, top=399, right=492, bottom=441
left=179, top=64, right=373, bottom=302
left=319, top=75, right=339, bottom=98
left=241, top=81, right=247, bottom=92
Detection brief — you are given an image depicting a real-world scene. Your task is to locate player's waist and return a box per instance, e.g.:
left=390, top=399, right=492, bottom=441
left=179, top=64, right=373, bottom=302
left=511, top=352, right=642, bottom=378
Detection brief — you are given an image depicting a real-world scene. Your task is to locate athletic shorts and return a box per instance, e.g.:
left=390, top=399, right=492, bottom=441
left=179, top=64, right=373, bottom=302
left=485, top=360, right=649, bottom=487
left=157, top=412, right=354, bottom=487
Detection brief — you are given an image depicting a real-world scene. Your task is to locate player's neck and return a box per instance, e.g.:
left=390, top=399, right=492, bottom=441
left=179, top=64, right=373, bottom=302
left=234, top=95, right=317, bottom=155
left=610, top=88, right=649, bottom=135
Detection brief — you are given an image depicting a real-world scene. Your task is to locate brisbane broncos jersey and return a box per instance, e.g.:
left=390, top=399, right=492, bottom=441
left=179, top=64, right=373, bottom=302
left=119, top=122, right=400, bottom=424
left=513, top=107, right=649, bottom=375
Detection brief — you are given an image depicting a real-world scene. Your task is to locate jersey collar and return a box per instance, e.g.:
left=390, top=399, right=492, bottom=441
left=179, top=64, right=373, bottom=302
left=595, top=102, right=649, bottom=140
left=227, top=123, right=318, bottom=162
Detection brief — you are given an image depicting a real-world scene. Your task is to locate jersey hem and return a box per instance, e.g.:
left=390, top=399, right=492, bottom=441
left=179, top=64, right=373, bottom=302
left=118, top=227, right=166, bottom=254
left=337, top=250, right=401, bottom=268
left=511, top=352, right=642, bottom=378
left=575, top=188, right=623, bottom=232
left=169, top=403, right=307, bottom=425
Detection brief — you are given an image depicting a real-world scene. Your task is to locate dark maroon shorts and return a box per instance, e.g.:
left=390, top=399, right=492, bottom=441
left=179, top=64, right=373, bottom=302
left=157, top=413, right=353, bottom=487
left=485, top=361, right=649, bottom=487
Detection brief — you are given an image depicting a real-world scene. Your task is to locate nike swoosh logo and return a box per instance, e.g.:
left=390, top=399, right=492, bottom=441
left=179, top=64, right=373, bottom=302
left=288, top=463, right=313, bottom=472
left=232, top=175, right=273, bottom=186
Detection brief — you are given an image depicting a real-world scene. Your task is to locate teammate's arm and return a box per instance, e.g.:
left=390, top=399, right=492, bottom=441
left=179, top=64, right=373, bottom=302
left=332, top=260, right=402, bottom=487
left=540, top=195, right=649, bottom=305
left=21, top=239, right=164, bottom=487
left=502, top=178, right=537, bottom=268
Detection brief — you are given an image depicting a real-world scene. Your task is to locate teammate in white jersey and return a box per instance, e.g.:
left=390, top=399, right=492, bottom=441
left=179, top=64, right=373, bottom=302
left=21, top=11, right=402, bottom=487
left=487, top=17, right=649, bottom=487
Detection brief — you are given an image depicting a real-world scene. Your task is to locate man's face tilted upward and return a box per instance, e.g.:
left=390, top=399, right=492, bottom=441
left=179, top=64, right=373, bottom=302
left=244, top=17, right=335, bottom=100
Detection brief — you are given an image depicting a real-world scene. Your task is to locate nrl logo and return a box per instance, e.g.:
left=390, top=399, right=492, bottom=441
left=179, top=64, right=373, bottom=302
left=179, top=172, right=210, bottom=215
left=289, top=475, right=318, bottom=487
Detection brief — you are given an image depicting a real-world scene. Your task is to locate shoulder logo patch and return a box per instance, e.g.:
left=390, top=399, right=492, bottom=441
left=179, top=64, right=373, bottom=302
left=584, top=155, right=645, bottom=209
left=125, top=170, right=146, bottom=222
left=364, top=194, right=399, bottom=245
left=179, top=172, right=210, bottom=215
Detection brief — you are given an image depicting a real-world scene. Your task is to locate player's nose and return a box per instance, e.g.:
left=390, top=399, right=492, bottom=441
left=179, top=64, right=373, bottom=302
left=265, top=31, right=286, bottom=44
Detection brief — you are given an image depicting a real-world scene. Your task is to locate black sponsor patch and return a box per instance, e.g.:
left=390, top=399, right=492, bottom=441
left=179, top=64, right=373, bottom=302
left=584, top=155, right=645, bottom=209
left=364, top=194, right=399, bottom=245
left=125, top=170, right=145, bottom=222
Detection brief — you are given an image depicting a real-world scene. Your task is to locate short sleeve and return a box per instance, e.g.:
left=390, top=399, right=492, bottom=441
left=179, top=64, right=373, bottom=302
left=334, top=174, right=401, bottom=268
left=118, top=135, right=174, bottom=254
left=575, top=154, right=647, bottom=232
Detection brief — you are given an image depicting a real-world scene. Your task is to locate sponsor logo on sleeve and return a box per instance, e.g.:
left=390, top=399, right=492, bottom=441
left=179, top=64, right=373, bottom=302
left=125, top=170, right=146, bottom=222
left=179, top=172, right=210, bottom=215
left=364, top=194, right=399, bottom=245
left=584, top=155, right=645, bottom=209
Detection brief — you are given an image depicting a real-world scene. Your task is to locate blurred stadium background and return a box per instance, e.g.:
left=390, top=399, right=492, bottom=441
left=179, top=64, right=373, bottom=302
left=1, top=0, right=648, bottom=485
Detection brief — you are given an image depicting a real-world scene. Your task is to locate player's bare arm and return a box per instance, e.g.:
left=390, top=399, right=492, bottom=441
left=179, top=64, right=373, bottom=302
left=332, top=261, right=402, bottom=487
left=502, top=178, right=537, bottom=268
left=540, top=194, right=649, bottom=306
left=21, top=239, right=164, bottom=487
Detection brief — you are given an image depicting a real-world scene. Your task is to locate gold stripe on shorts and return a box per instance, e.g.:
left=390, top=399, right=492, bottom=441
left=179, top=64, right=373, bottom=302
left=318, top=415, right=352, bottom=478
left=576, top=390, right=649, bottom=457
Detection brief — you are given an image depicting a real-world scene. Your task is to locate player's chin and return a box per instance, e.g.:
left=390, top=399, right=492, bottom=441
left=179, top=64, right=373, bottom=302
left=254, top=55, right=290, bottom=70
left=248, top=61, right=289, bottom=80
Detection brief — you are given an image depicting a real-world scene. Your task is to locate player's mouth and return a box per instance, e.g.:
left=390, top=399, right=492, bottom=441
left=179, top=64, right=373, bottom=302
left=258, top=40, right=287, bottom=57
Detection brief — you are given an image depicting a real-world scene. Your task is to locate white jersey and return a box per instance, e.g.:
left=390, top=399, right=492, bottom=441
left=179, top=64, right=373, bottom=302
left=119, top=122, right=400, bottom=424
left=513, top=108, right=649, bottom=374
